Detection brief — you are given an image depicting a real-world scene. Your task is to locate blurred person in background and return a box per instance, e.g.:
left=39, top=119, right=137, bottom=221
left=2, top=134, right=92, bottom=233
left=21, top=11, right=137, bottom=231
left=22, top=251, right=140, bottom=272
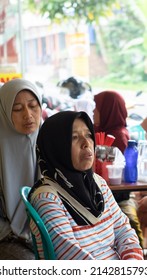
left=138, top=195, right=147, bottom=227
left=59, top=76, right=95, bottom=121
left=93, top=90, right=144, bottom=248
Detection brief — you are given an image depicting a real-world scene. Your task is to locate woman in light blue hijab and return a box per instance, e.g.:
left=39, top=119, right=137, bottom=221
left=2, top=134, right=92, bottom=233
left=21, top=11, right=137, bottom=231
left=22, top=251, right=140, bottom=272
left=0, top=78, right=42, bottom=244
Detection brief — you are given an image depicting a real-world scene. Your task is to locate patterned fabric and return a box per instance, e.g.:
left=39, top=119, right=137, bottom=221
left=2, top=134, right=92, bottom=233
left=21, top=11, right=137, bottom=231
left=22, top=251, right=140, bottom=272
left=30, top=174, right=143, bottom=260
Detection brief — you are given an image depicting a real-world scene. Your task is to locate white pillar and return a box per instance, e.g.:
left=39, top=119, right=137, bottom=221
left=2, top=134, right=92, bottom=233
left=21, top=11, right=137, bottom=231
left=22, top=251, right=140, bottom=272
left=18, top=0, right=25, bottom=77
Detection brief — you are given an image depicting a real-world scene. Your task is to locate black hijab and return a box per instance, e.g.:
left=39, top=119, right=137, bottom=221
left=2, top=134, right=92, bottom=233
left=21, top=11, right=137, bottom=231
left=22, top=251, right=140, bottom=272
left=30, top=111, right=104, bottom=225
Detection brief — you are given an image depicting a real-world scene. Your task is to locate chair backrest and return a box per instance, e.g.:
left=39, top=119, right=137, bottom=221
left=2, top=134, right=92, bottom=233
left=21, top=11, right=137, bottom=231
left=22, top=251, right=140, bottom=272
left=20, top=186, right=56, bottom=260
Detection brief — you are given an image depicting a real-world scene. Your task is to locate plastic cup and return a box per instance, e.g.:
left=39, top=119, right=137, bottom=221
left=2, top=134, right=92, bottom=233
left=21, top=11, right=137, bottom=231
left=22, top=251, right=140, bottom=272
left=106, top=165, right=124, bottom=185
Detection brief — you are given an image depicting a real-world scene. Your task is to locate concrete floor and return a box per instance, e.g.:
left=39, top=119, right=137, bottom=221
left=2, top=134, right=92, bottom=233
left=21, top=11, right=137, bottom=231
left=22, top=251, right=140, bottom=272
left=0, top=239, right=35, bottom=260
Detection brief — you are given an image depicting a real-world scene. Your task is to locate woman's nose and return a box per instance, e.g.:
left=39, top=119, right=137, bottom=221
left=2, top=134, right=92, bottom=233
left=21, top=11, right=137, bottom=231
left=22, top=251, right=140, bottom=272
left=81, top=137, right=89, bottom=148
left=23, top=107, right=32, bottom=119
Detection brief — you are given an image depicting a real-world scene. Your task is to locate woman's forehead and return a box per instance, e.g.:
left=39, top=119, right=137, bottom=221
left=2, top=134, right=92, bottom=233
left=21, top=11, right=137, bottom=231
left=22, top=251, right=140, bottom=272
left=72, top=118, right=89, bottom=131
left=14, top=90, right=36, bottom=102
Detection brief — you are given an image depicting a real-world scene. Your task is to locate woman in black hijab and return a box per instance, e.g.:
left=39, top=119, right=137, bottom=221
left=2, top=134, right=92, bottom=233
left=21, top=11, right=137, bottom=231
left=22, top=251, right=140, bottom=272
left=29, top=111, right=143, bottom=260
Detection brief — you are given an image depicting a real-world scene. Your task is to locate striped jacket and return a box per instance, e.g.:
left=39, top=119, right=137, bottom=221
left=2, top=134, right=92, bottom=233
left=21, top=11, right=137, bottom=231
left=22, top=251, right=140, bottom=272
left=30, top=173, right=143, bottom=260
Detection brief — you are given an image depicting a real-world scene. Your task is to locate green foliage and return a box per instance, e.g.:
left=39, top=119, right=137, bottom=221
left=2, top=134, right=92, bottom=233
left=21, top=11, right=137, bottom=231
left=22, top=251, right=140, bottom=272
left=99, top=2, right=147, bottom=84
left=90, top=75, right=147, bottom=91
left=25, top=0, right=147, bottom=85
left=26, top=0, right=117, bottom=23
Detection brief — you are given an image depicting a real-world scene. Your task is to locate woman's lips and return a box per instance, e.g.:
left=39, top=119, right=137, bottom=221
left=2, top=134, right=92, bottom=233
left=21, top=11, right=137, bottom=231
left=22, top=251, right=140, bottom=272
left=24, top=122, right=34, bottom=128
left=82, top=150, right=93, bottom=159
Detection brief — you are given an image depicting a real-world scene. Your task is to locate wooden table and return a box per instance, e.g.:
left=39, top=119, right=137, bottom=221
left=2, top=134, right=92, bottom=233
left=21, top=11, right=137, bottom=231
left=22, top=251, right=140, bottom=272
left=110, top=181, right=147, bottom=192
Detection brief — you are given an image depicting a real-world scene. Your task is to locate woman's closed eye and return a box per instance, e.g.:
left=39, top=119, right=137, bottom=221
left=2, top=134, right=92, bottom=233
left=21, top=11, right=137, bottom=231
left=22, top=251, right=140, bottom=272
left=12, top=105, right=23, bottom=112
left=12, top=101, right=39, bottom=112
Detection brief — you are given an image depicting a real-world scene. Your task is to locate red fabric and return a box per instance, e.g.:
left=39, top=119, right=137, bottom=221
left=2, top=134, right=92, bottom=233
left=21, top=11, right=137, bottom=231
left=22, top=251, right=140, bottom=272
left=94, top=90, right=130, bottom=153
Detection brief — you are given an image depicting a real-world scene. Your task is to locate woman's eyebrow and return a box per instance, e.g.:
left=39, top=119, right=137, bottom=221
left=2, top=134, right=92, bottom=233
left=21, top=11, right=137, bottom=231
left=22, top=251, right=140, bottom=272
left=72, top=128, right=90, bottom=133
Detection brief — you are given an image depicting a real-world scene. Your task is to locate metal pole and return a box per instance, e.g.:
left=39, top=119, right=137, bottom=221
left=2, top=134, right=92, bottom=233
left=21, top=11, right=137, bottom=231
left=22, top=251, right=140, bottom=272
left=18, top=0, right=25, bottom=77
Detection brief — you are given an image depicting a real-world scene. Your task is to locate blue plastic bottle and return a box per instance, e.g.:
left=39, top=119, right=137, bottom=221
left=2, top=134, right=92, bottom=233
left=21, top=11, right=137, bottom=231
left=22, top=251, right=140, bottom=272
left=124, top=140, right=138, bottom=183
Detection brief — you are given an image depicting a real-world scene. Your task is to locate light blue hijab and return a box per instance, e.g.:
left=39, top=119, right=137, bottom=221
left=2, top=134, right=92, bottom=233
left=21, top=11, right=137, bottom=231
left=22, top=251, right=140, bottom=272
left=0, top=78, right=42, bottom=240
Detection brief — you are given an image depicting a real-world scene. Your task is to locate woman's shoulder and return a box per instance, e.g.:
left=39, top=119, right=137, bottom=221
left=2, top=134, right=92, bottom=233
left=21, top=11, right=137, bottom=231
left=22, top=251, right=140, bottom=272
left=93, top=173, right=109, bottom=192
left=29, top=178, right=59, bottom=201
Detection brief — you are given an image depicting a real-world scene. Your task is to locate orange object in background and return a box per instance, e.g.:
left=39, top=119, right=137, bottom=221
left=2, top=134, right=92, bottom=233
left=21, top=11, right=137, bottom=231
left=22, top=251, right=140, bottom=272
left=0, top=73, right=22, bottom=83
left=95, top=132, right=115, bottom=146
left=67, top=33, right=90, bottom=80
left=95, top=159, right=112, bottom=183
